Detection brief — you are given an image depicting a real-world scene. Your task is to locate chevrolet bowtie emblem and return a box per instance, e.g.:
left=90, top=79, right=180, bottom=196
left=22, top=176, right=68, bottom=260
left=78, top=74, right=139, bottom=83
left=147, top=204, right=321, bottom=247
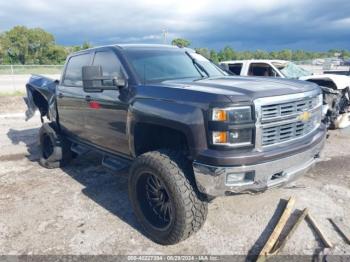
left=297, top=111, right=311, bottom=122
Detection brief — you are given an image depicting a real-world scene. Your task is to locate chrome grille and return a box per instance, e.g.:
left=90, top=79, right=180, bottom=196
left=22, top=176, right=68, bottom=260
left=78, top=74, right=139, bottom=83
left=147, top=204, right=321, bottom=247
left=262, top=114, right=320, bottom=146
left=254, top=91, right=322, bottom=148
left=261, top=96, right=319, bottom=121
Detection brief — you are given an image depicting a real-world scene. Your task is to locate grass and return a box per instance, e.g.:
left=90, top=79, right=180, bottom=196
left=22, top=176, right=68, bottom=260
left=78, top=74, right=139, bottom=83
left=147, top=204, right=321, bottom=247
left=0, top=65, right=63, bottom=75
left=0, top=90, right=25, bottom=96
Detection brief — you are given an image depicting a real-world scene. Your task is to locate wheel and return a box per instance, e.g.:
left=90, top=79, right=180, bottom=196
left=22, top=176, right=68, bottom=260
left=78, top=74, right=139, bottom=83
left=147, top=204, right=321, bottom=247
left=38, top=123, right=73, bottom=169
left=128, top=150, right=208, bottom=245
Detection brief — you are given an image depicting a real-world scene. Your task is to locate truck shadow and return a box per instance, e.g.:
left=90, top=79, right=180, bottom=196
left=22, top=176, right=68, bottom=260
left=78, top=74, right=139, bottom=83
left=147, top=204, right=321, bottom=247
left=6, top=128, right=144, bottom=238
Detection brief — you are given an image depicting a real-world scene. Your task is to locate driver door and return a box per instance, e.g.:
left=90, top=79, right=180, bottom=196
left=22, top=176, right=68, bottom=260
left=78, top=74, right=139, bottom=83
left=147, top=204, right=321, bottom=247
left=83, top=50, right=129, bottom=155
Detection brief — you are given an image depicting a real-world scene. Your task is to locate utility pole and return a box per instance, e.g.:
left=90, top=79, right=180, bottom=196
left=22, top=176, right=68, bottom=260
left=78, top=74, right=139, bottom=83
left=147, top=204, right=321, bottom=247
left=162, top=29, right=168, bottom=44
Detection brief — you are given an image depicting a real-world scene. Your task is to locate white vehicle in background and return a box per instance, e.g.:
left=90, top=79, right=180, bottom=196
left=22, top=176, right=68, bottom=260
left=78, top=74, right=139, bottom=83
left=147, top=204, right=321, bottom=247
left=220, top=59, right=350, bottom=129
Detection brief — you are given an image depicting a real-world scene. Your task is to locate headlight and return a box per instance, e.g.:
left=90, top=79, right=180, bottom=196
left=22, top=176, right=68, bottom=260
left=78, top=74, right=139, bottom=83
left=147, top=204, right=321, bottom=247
left=212, top=129, right=253, bottom=146
left=210, top=106, right=254, bottom=147
left=212, top=106, right=252, bottom=123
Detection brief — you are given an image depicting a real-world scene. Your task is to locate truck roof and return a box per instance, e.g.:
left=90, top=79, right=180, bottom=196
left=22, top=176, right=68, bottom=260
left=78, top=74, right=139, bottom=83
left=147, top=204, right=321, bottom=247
left=69, top=44, right=183, bottom=56
left=116, top=44, right=180, bottom=50
left=220, top=59, right=288, bottom=64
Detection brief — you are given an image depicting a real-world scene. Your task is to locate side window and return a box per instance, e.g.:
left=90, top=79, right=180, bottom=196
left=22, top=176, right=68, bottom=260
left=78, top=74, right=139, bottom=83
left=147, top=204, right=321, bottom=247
left=228, top=63, right=243, bottom=75
left=63, top=53, right=91, bottom=86
left=93, top=51, right=122, bottom=86
left=248, top=63, right=279, bottom=77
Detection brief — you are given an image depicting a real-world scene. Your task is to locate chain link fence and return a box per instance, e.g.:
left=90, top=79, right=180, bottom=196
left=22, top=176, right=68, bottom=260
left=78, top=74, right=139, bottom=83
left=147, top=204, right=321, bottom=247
left=0, top=65, right=63, bottom=94
left=0, top=65, right=64, bottom=75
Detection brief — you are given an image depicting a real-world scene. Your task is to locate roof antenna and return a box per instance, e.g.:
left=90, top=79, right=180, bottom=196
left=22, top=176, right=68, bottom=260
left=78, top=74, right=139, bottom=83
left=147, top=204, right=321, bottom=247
left=162, top=29, right=168, bottom=44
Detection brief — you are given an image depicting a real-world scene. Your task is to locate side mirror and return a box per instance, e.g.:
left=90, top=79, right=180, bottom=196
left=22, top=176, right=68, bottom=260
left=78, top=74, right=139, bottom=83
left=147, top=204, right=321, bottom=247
left=82, top=65, right=126, bottom=92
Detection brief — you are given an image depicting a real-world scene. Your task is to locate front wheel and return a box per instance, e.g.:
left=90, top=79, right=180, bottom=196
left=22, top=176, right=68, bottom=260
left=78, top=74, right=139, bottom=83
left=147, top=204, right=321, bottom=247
left=128, top=150, right=208, bottom=245
left=38, top=123, right=74, bottom=169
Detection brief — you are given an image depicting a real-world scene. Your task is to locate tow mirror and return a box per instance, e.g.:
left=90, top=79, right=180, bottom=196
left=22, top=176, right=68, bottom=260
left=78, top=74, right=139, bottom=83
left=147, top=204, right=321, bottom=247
left=82, top=65, right=126, bottom=92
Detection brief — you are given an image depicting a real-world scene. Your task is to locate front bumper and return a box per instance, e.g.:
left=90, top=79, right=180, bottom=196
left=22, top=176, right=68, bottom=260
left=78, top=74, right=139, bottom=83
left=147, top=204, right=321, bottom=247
left=193, top=132, right=326, bottom=197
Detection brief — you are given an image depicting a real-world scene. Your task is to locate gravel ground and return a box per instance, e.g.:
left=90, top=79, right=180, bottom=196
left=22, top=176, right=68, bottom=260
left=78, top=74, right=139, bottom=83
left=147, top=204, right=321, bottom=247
left=0, top=96, right=26, bottom=114
left=0, top=114, right=350, bottom=258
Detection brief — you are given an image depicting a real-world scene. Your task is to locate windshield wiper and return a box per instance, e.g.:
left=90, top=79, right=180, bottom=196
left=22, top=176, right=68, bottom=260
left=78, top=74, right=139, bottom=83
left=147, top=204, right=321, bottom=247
left=185, top=51, right=210, bottom=78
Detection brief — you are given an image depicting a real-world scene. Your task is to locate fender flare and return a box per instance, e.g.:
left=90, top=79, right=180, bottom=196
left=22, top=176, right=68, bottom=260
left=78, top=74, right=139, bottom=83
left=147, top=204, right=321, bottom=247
left=127, top=99, right=207, bottom=158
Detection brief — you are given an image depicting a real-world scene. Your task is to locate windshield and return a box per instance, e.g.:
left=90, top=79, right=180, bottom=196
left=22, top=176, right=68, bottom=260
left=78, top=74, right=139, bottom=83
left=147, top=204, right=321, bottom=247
left=273, top=61, right=311, bottom=79
left=124, top=49, right=226, bottom=83
left=187, top=52, right=228, bottom=77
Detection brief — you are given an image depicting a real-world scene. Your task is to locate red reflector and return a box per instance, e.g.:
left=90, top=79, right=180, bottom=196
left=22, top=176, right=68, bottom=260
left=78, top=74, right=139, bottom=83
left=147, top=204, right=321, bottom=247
left=89, top=101, right=100, bottom=109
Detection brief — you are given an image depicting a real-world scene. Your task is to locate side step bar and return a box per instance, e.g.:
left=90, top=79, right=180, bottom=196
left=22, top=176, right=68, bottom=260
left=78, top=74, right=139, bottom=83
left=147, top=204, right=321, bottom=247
left=71, top=143, right=90, bottom=155
left=102, top=155, right=130, bottom=171
left=70, top=142, right=130, bottom=172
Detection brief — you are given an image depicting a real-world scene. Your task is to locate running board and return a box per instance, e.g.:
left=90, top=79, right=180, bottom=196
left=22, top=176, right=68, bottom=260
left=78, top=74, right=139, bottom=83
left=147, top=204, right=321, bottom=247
left=102, top=155, right=130, bottom=171
left=71, top=143, right=90, bottom=155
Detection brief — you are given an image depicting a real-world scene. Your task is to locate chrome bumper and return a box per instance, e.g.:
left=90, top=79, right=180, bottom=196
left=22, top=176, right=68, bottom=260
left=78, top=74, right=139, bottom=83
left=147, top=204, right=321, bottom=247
left=193, top=135, right=326, bottom=197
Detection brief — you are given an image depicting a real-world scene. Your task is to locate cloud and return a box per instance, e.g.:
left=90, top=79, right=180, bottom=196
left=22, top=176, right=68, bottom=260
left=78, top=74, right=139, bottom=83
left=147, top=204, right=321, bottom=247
left=0, top=0, right=349, bottom=50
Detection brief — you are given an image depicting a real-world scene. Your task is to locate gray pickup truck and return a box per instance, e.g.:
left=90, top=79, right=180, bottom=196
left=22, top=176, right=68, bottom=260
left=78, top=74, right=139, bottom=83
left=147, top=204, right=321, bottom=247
left=25, top=44, right=327, bottom=245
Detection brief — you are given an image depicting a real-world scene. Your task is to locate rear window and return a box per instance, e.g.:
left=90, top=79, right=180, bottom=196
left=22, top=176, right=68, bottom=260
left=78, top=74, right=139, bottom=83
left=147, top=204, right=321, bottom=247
left=228, top=63, right=243, bottom=75
left=248, top=63, right=279, bottom=77
left=63, top=53, right=91, bottom=86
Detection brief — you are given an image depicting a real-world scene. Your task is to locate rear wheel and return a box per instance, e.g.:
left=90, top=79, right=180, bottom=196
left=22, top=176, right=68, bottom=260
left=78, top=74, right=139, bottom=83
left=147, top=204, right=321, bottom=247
left=39, top=123, right=74, bottom=169
left=128, top=150, right=208, bottom=245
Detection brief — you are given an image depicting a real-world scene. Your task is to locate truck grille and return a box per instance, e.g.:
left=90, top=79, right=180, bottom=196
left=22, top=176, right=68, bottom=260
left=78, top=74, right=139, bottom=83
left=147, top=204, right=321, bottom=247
left=261, top=96, right=319, bottom=120
left=262, top=113, right=321, bottom=146
left=255, top=91, right=322, bottom=148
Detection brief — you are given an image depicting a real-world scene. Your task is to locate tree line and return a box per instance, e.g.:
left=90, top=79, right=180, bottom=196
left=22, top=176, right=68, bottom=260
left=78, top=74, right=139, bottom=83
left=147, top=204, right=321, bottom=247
left=0, top=26, right=91, bottom=65
left=171, top=38, right=350, bottom=63
left=0, top=26, right=349, bottom=65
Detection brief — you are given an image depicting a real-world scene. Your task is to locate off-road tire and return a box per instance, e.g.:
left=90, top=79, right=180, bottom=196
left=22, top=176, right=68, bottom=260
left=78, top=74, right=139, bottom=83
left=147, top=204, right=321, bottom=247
left=39, top=122, right=73, bottom=169
left=128, top=150, right=208, bottom=245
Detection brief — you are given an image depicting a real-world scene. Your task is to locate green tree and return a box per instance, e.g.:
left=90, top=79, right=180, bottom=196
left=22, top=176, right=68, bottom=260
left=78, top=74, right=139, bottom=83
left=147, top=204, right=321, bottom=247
left=277, top=49, right=292, bottom=60
left=221, top=46, right=236, bottom=61
left=195, top=48, right=210, bottom=59
left=210, top=49, right=219, bottom=63
left=171, top=38, right=191, bottom=47
left=44, top=45, right=69, bottom=64
left=0, top=26, right=56, bottom=64
left=0, top=26, right=93, bottom=64
left=254, top=49, right=269, bottom=59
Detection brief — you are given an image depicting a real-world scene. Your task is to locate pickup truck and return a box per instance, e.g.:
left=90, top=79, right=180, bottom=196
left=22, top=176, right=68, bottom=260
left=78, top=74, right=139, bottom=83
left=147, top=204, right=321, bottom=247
left=219, top=59, right=350, bottom=129
left=25, top=44, right=326, bottom=245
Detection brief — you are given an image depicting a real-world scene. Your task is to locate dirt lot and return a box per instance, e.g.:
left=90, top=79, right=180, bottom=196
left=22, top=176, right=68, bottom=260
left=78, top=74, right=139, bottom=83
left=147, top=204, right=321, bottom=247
left=1, top=112, right=350, bottom=258
left=0, top=96, right=26, bottom=114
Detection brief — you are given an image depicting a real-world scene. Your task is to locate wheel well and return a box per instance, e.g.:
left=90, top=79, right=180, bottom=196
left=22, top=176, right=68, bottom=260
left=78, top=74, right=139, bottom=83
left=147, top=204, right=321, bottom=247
left=134, top=123, right=189, bottom=157
left=32, top=90, right=49, bottom=118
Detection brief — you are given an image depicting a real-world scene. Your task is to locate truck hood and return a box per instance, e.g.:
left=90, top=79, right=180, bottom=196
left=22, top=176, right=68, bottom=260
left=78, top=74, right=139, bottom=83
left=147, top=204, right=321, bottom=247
left=299, top=74, right=350, bottom=90
left=164, top=76, right=320, bottom=102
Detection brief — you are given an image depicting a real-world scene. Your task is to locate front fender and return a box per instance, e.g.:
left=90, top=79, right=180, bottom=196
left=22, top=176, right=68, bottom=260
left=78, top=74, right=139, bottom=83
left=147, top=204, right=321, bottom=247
left=25, top=75, right=58, bottom=121
left=128, top=99, right=207, bottom=158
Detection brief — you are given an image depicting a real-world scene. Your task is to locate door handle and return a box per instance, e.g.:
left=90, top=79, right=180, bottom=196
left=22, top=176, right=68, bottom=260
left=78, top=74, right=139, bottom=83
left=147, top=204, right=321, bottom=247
left=85, top=95, right=92, bottom=102
left=58, top=93, right=64, bottom=98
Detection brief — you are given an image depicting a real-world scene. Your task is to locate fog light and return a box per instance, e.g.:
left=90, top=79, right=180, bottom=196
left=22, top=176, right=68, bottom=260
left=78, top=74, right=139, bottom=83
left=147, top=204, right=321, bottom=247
left=226, top=171, right=255, bottom=185
left=212, top=131, right=228, bottom=144
left=226, top=173, right=245, bottom=184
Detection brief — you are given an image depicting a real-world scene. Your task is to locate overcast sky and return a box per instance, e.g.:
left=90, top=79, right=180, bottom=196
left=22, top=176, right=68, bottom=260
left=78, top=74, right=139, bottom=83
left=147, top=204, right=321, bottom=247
left=0, top=0, right=349, bottom=50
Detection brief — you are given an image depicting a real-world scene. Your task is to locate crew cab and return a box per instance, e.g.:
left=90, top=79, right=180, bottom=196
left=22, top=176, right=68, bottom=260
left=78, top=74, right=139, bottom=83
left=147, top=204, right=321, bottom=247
left=220, top=59, right=350, bottom=129
left=25, top=45, right=326, bottom=245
